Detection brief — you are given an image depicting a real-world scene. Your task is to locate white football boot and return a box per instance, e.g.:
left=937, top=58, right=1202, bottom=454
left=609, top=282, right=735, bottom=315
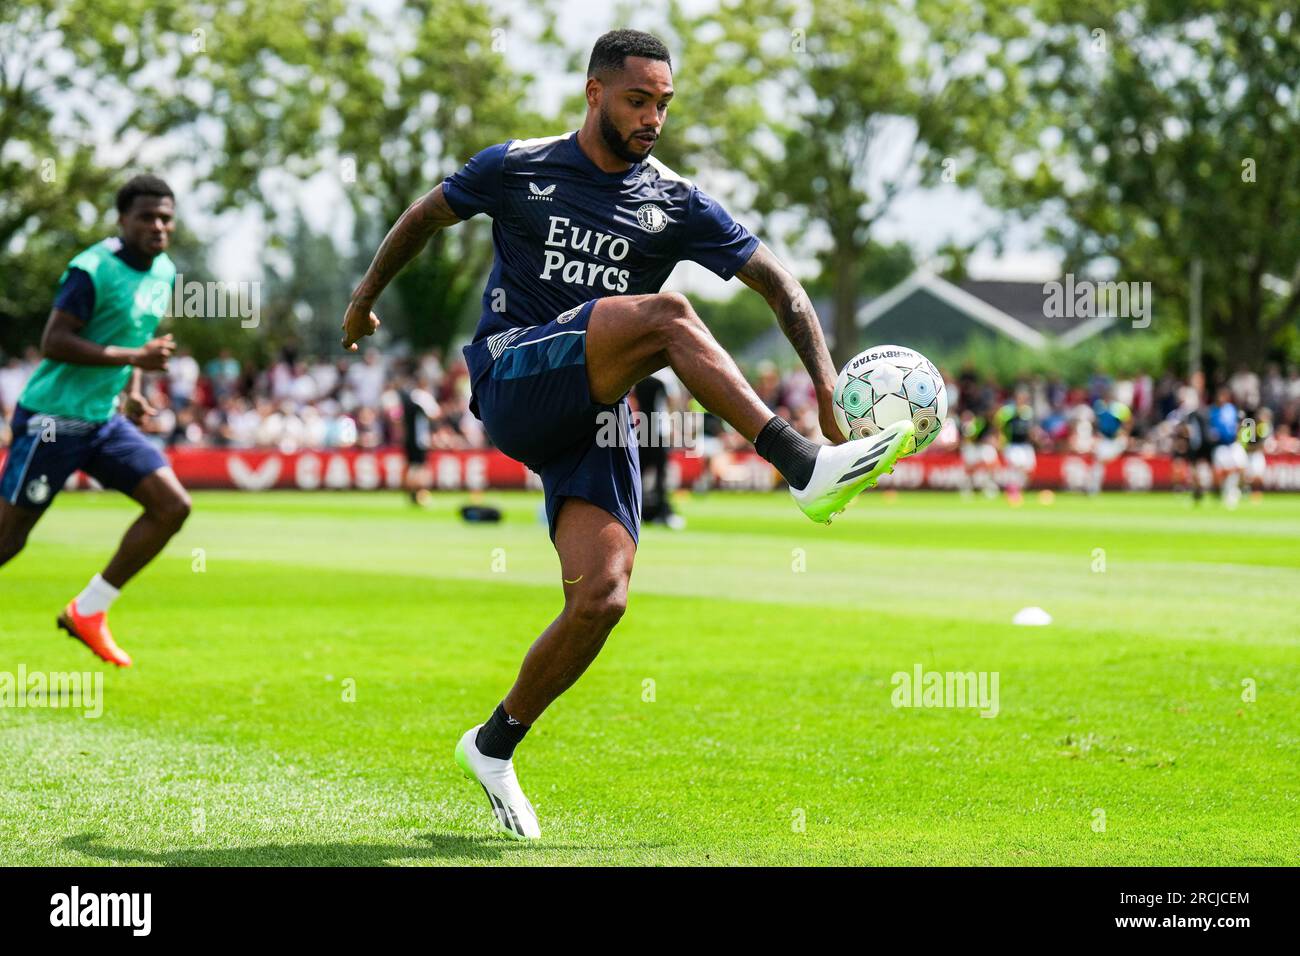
left=790, top=420, right=916, bottom=524
left=455, top=725, right=541, bottom=840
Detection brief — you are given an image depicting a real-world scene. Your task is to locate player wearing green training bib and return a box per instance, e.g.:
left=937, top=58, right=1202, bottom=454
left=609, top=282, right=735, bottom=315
left=0, top=175, right=192, bottom=668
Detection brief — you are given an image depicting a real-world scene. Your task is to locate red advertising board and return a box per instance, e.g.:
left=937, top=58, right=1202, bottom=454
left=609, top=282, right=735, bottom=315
left=3, top=446, right=1300, bottom=492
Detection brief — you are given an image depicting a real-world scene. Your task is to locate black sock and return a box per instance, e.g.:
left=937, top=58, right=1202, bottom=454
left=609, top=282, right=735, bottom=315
left=754, top=417, right=819, bottom=490
left=475, top=702, right=530, bottom=760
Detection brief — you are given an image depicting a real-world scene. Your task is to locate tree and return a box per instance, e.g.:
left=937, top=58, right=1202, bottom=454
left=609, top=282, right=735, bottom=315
left=333, top=0, right=559, bottom=351
left=0, top=0, right=373, bottom=351
left=802, top=238, right=916, bottom=304
left=0, top=0, right=151, bottom=351
left=660, top=0, right=967, bottom=367
left=938, top=0, right=1300, bottom=369
left=1, top=0, right=555, bottom=358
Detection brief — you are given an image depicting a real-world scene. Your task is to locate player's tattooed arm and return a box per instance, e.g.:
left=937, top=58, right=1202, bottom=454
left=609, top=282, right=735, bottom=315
left=343, top=185, right=462, bottom=351
left=736, top=243, right=835, bottom=390
left=736, top=242, right=842, bottom=441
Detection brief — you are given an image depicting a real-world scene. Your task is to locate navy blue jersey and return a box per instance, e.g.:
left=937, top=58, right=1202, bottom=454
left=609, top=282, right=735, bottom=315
left=53, top=268, right=96, bottom=323
left=441, top=131, right=759, bottom=344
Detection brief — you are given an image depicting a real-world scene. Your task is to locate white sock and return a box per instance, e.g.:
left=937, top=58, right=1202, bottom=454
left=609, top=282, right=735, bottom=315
left=75, top=574, right=120, bottom=616
left=1223, top=472, right=1241, bottom=508
left=1090, top=463, right=1105, bottom=495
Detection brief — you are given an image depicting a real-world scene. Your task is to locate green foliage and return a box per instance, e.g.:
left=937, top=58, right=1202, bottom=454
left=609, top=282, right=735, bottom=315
left=932, top=0, right=1300, bottom=368
left=154, top=228, right=264, bottom=366
left=255, top=213, right=363, bottom=360
left=1, top=0, right=554, bottom=360
left=0, top=0, right=372, bottom=354
left=6, top=0, right=1296, bottom=380
left=0, top=1, right=147, bottom=350
left=927, top=325, right=1183, bottom=385
left=49, top=0, right=376, bottom=210
left=664, top=0, right=989, bottom=367
left=333, top=0, right=559, bottom=350
left=692, top=289, right=776, bottom=353
left=802, top=239, right=916, bottom=301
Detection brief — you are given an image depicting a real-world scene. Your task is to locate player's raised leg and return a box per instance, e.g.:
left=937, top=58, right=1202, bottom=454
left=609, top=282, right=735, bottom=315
left=58, top=467, right=191, bottom=668
left=456, top=497, right=633, bottom=840
left=585, top=291, right=914, bottom=523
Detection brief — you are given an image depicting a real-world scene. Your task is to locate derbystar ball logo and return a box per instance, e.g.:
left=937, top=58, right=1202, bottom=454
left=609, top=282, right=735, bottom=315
left=852, top=348, right=914, bottom=370
left=528, top=181, right=556, bottom=201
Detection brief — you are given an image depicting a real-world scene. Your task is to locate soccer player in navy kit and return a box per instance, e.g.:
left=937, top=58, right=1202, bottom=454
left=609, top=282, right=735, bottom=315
left=342, top=31, right=914, bottom=839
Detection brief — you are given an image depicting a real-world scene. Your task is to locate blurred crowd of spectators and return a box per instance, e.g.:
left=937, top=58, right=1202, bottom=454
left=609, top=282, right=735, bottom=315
left=3, top=343, right=1300, bottom=459
left=0, top=345, right=485, bottom=453
left=758, top=360, right=1300, bottom=458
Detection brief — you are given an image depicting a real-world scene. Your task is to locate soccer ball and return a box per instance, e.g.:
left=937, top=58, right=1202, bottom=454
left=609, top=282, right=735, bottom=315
left=832, top=344, right=948, bottom=454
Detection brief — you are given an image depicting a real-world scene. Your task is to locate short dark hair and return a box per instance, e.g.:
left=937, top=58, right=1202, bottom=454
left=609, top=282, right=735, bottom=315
left=587, top=30, right=671, bottom=79
left=116, top=174, right=174, bottom=214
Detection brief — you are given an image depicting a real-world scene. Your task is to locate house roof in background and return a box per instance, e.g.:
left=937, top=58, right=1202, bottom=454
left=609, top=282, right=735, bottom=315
left=737, top=269, right=1120, bottom=363
left=856, top=272, right=1048, bottom=349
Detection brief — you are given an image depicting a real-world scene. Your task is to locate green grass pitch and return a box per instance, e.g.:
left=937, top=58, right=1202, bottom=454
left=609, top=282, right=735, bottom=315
left=1, top=488, right=1296, bottom=866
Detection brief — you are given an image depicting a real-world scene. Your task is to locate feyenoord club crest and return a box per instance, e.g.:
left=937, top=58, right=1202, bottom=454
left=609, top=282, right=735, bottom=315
left=26, top=474, right=50, bottom=505
left=635, top=203, right=668, bottom=233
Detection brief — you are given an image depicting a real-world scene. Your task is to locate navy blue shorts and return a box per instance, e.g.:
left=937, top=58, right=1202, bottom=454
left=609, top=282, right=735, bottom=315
left=0, top=405, right=168, bottom=512
left=465, top=300, right=641, bottom=545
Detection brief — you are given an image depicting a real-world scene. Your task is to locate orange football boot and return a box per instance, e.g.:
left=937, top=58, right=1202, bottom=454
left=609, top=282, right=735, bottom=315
left=57, top=602, right=133, bottom=667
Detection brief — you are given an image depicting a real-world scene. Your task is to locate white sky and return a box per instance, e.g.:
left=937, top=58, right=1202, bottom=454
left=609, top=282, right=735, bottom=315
left=200, top=0, right=1059, bottom=295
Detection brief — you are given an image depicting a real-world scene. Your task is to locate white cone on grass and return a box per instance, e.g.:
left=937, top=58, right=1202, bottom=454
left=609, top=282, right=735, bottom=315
left=1013, top=606, right=1052, bottom=626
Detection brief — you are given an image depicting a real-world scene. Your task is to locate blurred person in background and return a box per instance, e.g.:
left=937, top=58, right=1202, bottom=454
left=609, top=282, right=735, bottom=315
left=1176, top=387, right=1216, bottom=503
left=1209, top=386, right=1246, bottom=508
left=0, top=353, right=33, bottom=421
left=633, top=369, right=685, bottom=530
left=959, top=408, right=999, bottom=498
left=267, top=345, right=297, bottom=402
left=1229, top=365, right=1260, bottom=411
left=1259, top=363, right=1285, bottom=413
left=300, top=405, right=328, bottom=449
left=779, top=367, right=817, bottom=419
left=1267, top=420, right=1299, bottom=454
left=753, top=360, right=781, bottom=411
left=169, top=402, right=204, bottom=447
left=324, top=407, right=358, bottom=448
left=1242, top=407, right=1271, bottom=502
left=1039, top=396, right=1071, bottom=450
left=346, top=347, right=386, bottom=410
left=419, top=348, right=445, bottom=386
left=353, top=405, right=384, bottom=449
left=288, top=360, right=320, bottom=405
left=394, top=360, right=438, bottom=506
left=1088, top=388, right=1132, bottom=495
left=996, top=386, right=1038, bottom=504
left=309, top=355, right=341, bottom=400
left=168, top=346, right=199, bottom=410
left=205, top=348, right=241, bottom=401
left=1286, top=365, right=1300, bottom=402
